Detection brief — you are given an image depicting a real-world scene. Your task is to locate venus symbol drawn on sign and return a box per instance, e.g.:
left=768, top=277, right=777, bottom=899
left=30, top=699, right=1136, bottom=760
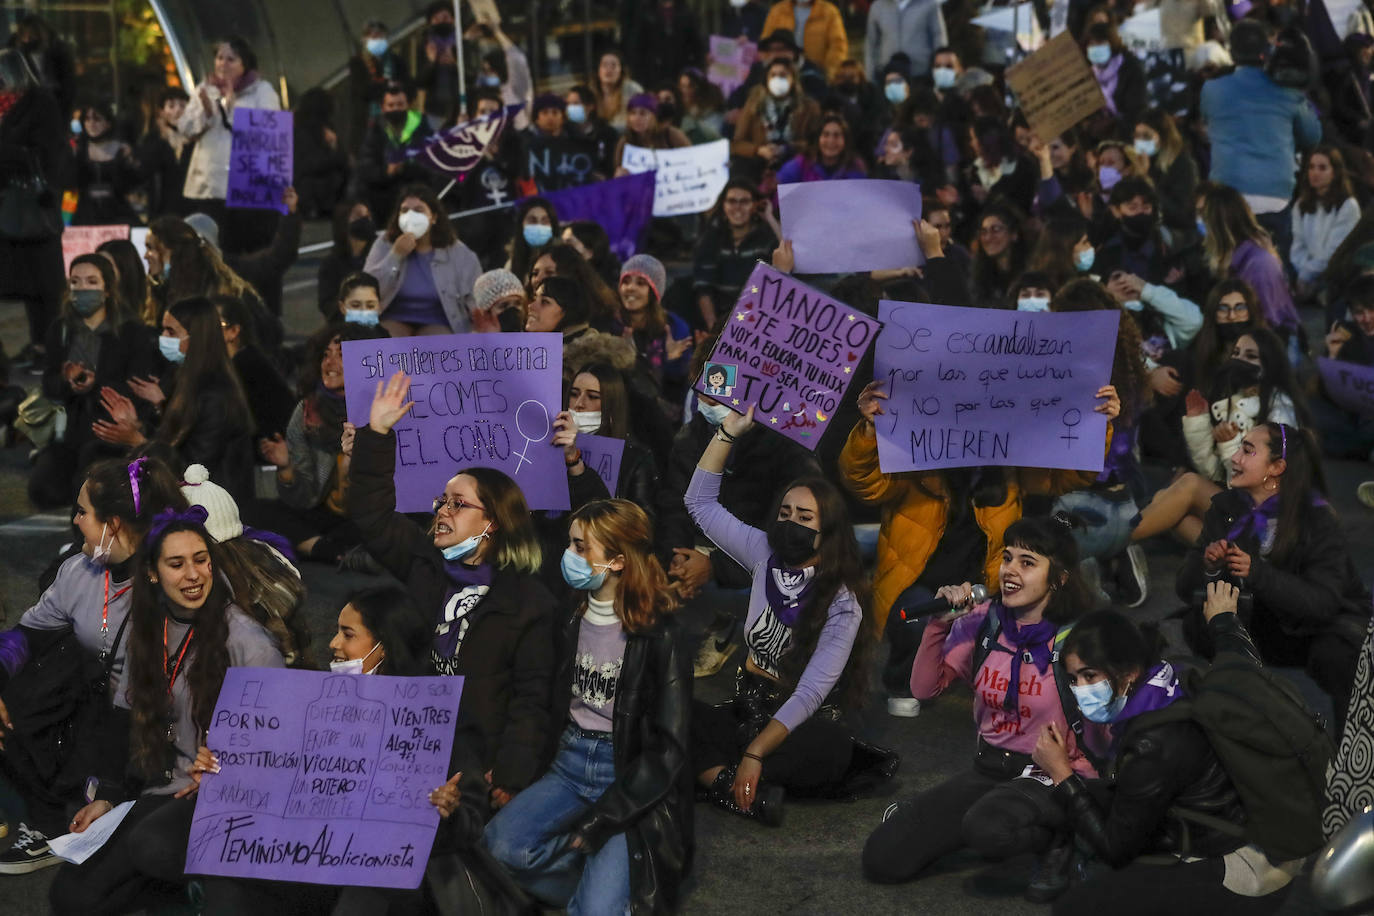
left=512, top=400, right=550, bottom=473
left=1060, top=408, right=1081, bottom=447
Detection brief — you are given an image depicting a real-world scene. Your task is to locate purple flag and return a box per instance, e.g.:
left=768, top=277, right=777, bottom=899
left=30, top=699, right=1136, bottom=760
left=184, top=668, right=463, bottom=888
left=692, top=263, right=881, bottom=450
left=541, top=172, right=656, bottom=261
left=411, top=105, right=522, bottom=176
left=1317, top=357, right=1374, bottom=417
left=227, top=109, right=292, bottom=214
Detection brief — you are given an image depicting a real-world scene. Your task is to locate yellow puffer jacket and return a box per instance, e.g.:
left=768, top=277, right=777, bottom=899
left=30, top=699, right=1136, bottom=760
left=839, top=421, right=1106, bottom=628
left=761, top=0, right=850, bottom=78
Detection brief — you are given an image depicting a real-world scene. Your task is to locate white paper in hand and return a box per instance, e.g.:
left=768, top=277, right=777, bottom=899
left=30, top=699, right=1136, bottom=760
left=47, top=799, right=136, bottom=864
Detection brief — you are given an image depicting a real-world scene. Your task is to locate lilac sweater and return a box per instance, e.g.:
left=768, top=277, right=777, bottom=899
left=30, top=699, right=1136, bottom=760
left=685, top=467, right=860, bottom=731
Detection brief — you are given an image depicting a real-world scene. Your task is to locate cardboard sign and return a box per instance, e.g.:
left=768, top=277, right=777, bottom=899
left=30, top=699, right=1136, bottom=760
left=469, top=0, right=501, bottom=24
left=1318, top=357, right=1374, bottom=417
left=576, top=433, right=626, bottom=497
left=184, top=668, right=464, bottom=889
left=227, top=108, right=293, bottom=214
left=707, top=35, right=757, bottom=97
left=62, top=224, right=130, bottom=273
left=694, top=263, right=880, bottom=449
left=873, top=301, right=1119, bottom=472
left=621, top=139, right=730, bottom=217
left=341, top=334, right=570, bottom=512
left=1006, top=31, right=1105, bottom=141
left=778, top=180, right=923, bottom=274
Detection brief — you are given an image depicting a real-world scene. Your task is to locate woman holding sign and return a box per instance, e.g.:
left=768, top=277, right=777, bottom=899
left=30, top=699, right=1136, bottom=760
left=50, top=510, right=285, bottom=915
left=177, top=37, right=281, bottom=257
left=484, top=498, right=691, bottom=914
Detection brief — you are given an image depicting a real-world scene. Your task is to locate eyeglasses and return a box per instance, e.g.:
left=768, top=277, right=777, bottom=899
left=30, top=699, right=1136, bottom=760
left=1215, top=302, right=1250, bottom=317
left=433, top=495, right=485, bottom=514
left=979, top=224, right=1008, bottom=237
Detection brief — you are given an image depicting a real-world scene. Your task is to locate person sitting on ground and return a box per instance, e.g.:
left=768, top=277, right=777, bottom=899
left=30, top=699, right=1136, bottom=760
left=469, top=268, right=528, bottom=334
left=1312, top=273, right=1374, bottom=459
left=566, top=362, right=659, bottom=512
left=775, top=114, right=867, bottom=184
left=692, top=180, right=779, bottom=331
left=316, top=199, right=376, bottom=321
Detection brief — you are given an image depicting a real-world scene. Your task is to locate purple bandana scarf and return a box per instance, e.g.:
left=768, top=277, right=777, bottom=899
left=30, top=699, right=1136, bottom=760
left=1226, top=492, right=1279, bottom=543
left=764, top=556, right=816, bottom=627
left=994, top=602, right=1056, bottom=713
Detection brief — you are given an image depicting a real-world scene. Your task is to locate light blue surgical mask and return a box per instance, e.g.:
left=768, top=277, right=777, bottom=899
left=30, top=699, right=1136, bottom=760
left=365, top=37, right=389, bottom=57
left=1123, top=299, right=1144, bottom=312
left=1017, top=296, right=1050, bottom=312
left=1071, top=679, right=1128, bottom=723
left=1133, top=137, right=1157, bottom=158
left=477, top=73, right=501, bottom=88
left=159, top=335, right=185, bottom=364
left=561, top=548, right=612, bottom=591
left=932, top=67, right=957, bottom=90
left=566, top=103, right=587, bottom=124
left=161, top=261, right=172, bottom=280
left=884, top=81, right=908, bottom=104
left=70, top=118, right=82, bottom=135
left=1086, top=44, right=1112, bottom=66
left=344, top=308, right=380, bottom=326
left=1196, top=216, right=1207, bottom=238
left=441, top=522, right=490, bottom=562
left=1075, top=247, right=1096, bottom=272
left=523, top=223, right=553, bottom=247
left=697, top=400, right=733, bottom=426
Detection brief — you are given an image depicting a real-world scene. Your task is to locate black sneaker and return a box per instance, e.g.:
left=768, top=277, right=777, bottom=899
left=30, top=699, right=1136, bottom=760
left=0, top=822, right=60, bottom=874
left=1025, top=838, right=1074, bottom=903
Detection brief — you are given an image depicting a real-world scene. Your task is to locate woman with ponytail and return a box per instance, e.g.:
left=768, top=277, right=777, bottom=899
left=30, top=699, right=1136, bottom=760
left=1176, top=422, right=1371, bottom=720
left=49, top=511, right=284, bottom=914
left=0, top=457, right=184, bottom=874
left=484, top=499, right=690, bottom=914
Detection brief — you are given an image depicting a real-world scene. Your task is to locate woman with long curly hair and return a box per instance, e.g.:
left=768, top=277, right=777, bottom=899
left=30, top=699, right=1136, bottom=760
left=683, top=405, right=886, bottom=825
left=485, top=499, right=690, bottom=913
left=50, top=511, right=283, bottom=915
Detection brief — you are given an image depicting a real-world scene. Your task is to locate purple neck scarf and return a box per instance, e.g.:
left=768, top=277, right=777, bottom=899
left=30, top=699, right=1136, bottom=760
left=994, top=602, right=1057, bottom=713
left=1094, top=54, right=1123, bottom=116
left=1226, top=492, right=1280, bottom=544
left=1111, top=661, right=1184, bottom=735
left=764, top=556, right=816, bottom=627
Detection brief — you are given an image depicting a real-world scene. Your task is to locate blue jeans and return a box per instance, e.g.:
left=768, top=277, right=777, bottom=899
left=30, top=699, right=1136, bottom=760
left=1053, top=488, right=1138, bottom=562
left=483, top=725, right=629, bottom=915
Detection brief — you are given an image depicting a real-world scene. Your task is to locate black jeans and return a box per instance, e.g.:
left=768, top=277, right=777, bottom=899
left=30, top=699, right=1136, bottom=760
left=690, top=699, right=854, bottom=791
left=1053, top=858, right=1286, bottom=915
left=862, top=766, right=1009, bottom=883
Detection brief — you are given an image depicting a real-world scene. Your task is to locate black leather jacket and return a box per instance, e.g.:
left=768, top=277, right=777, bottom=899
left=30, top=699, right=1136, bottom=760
left=1054, top=614, right=1254, bottom=866
left=550, top=609, right=693, bottom=914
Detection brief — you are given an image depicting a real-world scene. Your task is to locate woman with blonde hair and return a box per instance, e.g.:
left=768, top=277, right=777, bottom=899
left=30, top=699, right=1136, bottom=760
left=485, top=498, right=691, bottom=914
left=1196, top=182, right=1300, bottom=336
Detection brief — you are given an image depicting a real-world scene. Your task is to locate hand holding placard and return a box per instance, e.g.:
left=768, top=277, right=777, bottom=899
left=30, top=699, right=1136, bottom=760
left=227, top=108, right=293, bottom=214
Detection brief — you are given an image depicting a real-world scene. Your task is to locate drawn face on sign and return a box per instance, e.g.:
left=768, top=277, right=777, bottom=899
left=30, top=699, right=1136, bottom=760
left=702, top=363, right=736, bottom=397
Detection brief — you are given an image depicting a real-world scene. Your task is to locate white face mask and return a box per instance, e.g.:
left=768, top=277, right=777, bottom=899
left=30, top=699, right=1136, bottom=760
left=329, top=640, right=382, bottom=675
left=90, top=523, right=112, bottom=565
left=698, top=400, right=733, bottom=426
left=767, top=76, right=792, bottom=98
left=398, top=210, right=432, bottom=238
left=933, top=66, right=957, bottom=90
left=571, top=410, right=602, bottom=434
left=1017, top=296, right=1050, bottom=312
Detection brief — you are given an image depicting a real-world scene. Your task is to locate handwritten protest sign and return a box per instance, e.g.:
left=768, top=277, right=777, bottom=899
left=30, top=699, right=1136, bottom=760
left=185, top=668, right=463, bottom=888
left=527, top=135, right=600, bottom=192
left=577, top=433, right=626, bottom=496
left=778, top=180, right=923, bottom=274
left=227, top=108, right=293, bottom=214
left=694, top=263, right=880, bottom=449
left=1006, top=31, right=1104, bottom=141
left=621, top=139, right=729, bottom=217
left=707, top=35, right=757, bottom=96
left=469, top=0, right=501, bottom=24
left=1318, top=357, right=1374, bottom=416
left=62, top=224, right=130, bottom=272
left=873, top=301, right=1119, bottom=472
left=341, top=333, right=570, bottom=512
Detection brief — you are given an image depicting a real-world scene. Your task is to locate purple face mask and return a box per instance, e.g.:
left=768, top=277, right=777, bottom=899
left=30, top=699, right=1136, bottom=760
left=1098, top=165, right=1122, bottom=191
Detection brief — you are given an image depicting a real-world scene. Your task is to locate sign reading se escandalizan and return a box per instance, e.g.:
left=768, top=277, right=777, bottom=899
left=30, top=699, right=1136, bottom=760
left=185, top=668, right=464, bottom=889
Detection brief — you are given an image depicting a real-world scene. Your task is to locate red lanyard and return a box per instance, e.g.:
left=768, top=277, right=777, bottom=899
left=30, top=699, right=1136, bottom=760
left=163, top=619, right=195, bottom=695
left=102, top=570, right=131, bottom=643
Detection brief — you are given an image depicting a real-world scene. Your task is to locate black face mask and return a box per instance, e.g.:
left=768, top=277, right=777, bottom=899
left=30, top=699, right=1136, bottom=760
left=497, top=308, right=524, bottom=332
left=348, top=215, right=376, bottom=242
left=768, top=519, right=819, bottom=567
left=656, top=102, right=679, bottom=124
left=383, top=109, right=407, bottom=128
left=1219, top=357, right=1263, bottom=388
left=1216, top=321, right=1249, bottom=343
left=1120, top=212, right=1155, bottom=240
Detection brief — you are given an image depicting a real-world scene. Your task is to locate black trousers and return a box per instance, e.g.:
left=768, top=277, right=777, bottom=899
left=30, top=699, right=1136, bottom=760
left=50, top=794, right=196, bottom=916
left=862, top=767, right=1009, bottom=883
left=1053, top=858, right=1286, bottom=915
left=689, top=699, right=853, bottom=791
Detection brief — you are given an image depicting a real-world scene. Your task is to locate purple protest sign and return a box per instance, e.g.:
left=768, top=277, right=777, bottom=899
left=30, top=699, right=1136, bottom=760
left=184, top=668, right=463, bottom=888
left=873, top=301, right=1119, bottom=472
left=227, top=108, right=292, bottom=214
left=577, top=433, right=626, bottom=496
left=543, top=172, right=656, bottom=260
left=693, top=263, right=880, bottom=449
left=778, top=180, right=923, bottom=274
left=341, top=334, right=570, bottom=512
left=1317, top=357, right=1374, bottom=416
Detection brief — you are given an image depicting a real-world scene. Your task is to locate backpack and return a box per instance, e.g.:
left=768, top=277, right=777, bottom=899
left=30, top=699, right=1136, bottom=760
left=1135, top=656, right=1333, bottom=862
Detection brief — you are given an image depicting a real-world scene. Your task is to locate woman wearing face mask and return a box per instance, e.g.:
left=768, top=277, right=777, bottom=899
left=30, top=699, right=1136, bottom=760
left=49, top=512, right=285, bottom=915
left=1010, top=271, right=1055, bottom=312
left=507, top=197, right=559, bottom=286
left=1028, top=214, right=1096, bottom=289
left=684, top=405, right=884, bottom=825
left=177, top=37, right=281, bottom=256
left=330, top=585, right=431, bottom=676
left=485, top=499, right=689, bottom=913
left=0, top=458, right=184, bottom=874
left=564, top=85, right=619, bottom=176
left=29, top=255, right=158, bottom=509
left=1176, top=423, right=1370, bottom=726
left=1082, top=22, right=1146, bottom=131
left=731, top=58, right=822, bottom=181
left=1132, top=109, right=1198, bottom=237
left=316, top=200, right=376, bottom=320
left=469, top=268, right=529, bottom=334
left=567, top=362, right=659, bottom=515
left=71, top=102, right=138, bottom=226
left=352, top=372, right=561, bottom=811
left=346, top=19, right=410, bottom=147
left=862, top=515, right=1098, bottom=886
left=364, top=183, right=481, bottom=337
left=331, top=270, right=387, bottom=330
left=776, top=114, right=866, bottom=184
left=977, top=603, right=1266, bottom=911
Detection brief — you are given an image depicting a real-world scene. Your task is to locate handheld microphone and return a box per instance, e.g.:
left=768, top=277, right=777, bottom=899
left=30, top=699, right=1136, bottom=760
left=899, top=584, right=989, bottom=623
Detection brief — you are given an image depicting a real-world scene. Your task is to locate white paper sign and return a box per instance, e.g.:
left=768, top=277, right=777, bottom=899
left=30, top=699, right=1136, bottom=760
left=47, top=800, right=137, bottom=864
left=621, top=139, right=730, bottom=217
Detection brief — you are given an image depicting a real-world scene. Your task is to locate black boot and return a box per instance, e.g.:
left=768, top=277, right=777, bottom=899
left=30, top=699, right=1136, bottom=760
left=1025, top=834, right=1074, bottom=903
left=703, top=765, right=784, bottom=826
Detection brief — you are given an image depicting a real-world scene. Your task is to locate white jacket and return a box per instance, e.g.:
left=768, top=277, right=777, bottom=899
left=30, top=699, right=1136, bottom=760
left=1182, top=390, right=1297, bottom=483
left=178, top=78, right=282, bottom=201
left=1289, top=197, right=1360, bottom=286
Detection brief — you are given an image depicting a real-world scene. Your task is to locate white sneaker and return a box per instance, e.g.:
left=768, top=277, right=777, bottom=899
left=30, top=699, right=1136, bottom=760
left=886, top=696, right=921, bottom=718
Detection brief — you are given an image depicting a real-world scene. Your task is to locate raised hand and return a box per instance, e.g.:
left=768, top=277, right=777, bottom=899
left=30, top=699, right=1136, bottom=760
left=368, top=373, right=414, bottom=435
left=127, top=375, right=166, bottom=408
left=857, top=380, right=888, bottom=423
left=1150, top=366, right=1182, bottom=398
left=771, top=239, right=795, bottom=273
left=721, top=403, right=755, bottom=439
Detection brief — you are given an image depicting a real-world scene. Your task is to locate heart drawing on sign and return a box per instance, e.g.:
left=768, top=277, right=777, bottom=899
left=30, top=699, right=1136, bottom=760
left=847, top=352, right=857, bottom=362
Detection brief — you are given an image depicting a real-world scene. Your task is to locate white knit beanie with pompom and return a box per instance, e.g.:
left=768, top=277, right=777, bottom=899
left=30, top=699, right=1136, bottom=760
left=180, top=464, right=243, bottom=543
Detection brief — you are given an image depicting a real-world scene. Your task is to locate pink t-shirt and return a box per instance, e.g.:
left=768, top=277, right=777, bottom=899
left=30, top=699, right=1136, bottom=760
left=911, top=602, right=1098, bottom=778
